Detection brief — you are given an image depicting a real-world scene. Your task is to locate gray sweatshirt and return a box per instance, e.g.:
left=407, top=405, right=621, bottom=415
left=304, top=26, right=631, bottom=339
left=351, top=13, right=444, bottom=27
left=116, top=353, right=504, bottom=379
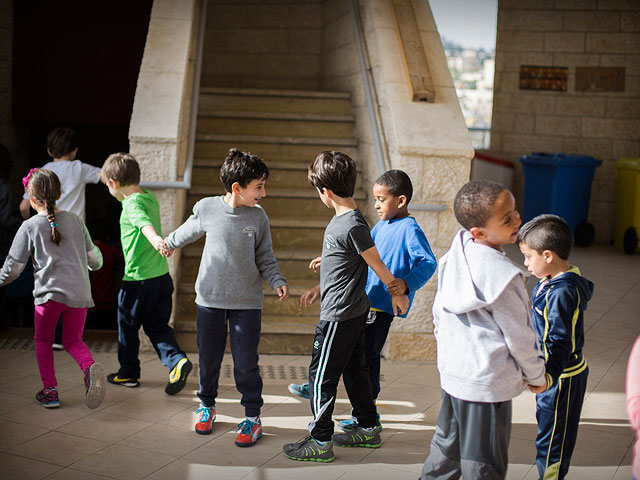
left=165, top=196, right=286, bottom=310
left=0, top=211, right=103, bottom=308
left=433, top=229, right=545, bottom=403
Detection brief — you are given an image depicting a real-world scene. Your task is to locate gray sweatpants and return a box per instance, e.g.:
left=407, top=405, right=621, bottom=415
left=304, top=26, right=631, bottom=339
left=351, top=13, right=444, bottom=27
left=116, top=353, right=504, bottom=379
left=420, top=390, right=512, bottom=480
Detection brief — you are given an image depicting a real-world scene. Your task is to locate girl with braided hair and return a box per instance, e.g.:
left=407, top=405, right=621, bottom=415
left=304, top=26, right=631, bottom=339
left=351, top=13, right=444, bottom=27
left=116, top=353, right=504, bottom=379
left=0, top=169, right=106, bottom=409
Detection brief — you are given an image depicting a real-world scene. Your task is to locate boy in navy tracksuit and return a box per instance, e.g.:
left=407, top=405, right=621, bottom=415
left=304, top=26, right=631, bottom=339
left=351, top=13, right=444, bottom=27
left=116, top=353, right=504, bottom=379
left=518, top=214, right=594, bottom=480
left=288, top=170, right=437, bottom=419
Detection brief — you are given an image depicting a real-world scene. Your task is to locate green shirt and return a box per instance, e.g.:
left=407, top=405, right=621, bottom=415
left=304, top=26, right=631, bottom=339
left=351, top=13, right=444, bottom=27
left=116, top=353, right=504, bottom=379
left=120, top=190, right=169, bottom=281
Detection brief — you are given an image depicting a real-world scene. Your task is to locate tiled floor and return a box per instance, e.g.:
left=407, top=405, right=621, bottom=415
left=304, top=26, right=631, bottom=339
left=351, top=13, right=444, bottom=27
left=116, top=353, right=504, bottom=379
left=0, top=245, right=638, bottom=479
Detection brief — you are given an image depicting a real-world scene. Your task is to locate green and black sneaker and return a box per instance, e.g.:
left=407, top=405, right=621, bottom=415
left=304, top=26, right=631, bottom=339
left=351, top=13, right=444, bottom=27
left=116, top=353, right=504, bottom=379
left=283, top=436, right=335, bottom=462
left=165, top=357, right=192, bottom=395
left=332, top=424, right=382, bottom=448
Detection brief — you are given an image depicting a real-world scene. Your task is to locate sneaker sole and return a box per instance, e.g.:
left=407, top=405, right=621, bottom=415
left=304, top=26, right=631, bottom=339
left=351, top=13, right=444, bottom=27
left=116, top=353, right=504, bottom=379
left=283, top=452, right=334, bottom=462
left=195, top=427, right=213, bottom=435
left=86, top=363, right=106, bottom=409
left=334, top=441, right=382, bottom=448
left=235, top=431, right=262, bottom=447
left=38, top=401, right=60, bottom=409
left=107, top=376, right=140, bottom=388
left=165, top=359, right=192, bottom=395
left=287, top=384, right=310, bottom=400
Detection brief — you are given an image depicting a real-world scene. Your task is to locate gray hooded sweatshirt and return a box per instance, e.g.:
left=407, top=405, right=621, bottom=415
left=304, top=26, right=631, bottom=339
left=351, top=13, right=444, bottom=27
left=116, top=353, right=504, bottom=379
left=433, top=229, right=545, bottom=403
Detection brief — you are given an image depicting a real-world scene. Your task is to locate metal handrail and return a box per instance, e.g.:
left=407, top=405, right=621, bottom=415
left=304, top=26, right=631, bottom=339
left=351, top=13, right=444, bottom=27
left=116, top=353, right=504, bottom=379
left=139, top=0, right=207, bottom=190
left=349, top=0, right=446, bottom=213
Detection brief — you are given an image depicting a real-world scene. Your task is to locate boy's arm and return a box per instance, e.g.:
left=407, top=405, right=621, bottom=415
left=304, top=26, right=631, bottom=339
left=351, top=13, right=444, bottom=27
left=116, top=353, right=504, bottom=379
left=141, top=225, right=171, bottom=257
left=400, top=228, right=437, bottom=294
left=123, top=198, right=171, bottom=256
left=361, top=245, right=409, bottom=315
left=540, top=288, right=581, bottom=387
left=19, top=198, right=31, bottom=219
left=492, top=275, right=546, bottom=387
left=81, top=219, right=103, bottom=271
left=0, top=224, right=30, bottom=286
left=81, top=162, right=102, bottom=184
left=164, top=202, right=206, bottom=250
left=255, top=214, right=287, bottom=292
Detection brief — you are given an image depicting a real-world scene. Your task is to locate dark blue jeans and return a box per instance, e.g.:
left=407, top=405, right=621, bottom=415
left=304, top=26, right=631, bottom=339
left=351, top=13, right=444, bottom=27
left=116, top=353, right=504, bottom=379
left=117, top=273, right=185, bottom=379
left=196, top=305, right=263, bottom=417
left=364, top=310, right=394, bottom=399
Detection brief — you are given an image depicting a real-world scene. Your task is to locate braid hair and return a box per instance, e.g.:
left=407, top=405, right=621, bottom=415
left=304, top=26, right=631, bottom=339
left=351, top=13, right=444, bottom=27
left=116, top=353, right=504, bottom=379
left=26, top=169, right=62, bottom=245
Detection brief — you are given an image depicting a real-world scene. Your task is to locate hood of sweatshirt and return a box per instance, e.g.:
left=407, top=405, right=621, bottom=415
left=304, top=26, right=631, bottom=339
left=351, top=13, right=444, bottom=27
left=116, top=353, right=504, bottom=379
left=543, top=265, right=594, bottom=307
left=439, top=229, right=525, bottom=314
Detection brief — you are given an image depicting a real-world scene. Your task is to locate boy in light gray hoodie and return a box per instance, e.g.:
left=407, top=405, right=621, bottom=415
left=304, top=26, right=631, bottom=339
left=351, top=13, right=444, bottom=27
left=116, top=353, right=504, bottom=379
left=420, top=180, right=546, bottom=480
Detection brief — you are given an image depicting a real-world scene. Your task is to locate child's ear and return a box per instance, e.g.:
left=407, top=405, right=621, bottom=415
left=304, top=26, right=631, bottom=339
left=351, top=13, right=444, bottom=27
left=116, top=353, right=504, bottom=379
left=231, top=182, right=241, bottom=194
left=542, top=250, right=554, bottom=263
left=47, top=148, right=53, bottom=158
left=107, top=178, right=119, bottom=190
left=469, top=226, right=486, bottom=240
left=397, top=195, right=408, bottom=209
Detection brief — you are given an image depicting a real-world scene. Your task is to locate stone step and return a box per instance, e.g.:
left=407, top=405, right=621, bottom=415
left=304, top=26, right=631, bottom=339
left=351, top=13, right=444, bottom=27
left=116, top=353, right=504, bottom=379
left=194, top=135, right=357, bottom=163
left=176, top=291, right=321, bottom=317
left=199, top=87, right=351, bottom=116
left=175, top=314, right=318, bottom=334
left=196, top=114, right=354, bottom=139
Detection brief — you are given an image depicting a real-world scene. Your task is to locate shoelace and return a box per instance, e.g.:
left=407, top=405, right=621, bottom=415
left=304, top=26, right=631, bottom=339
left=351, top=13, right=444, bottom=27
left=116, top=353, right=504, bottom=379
left=237, top=419, right=257, bottom=434
left=195, top=406, right=212, bottom=422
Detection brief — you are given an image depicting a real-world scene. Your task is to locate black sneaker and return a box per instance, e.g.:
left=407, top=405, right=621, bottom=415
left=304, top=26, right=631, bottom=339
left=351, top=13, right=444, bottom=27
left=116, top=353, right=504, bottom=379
left=332, top=425, right=382, bottom=448
left=283, top=435, right=334, bottom=462
left=165, top=358, right=192, bottom=395
left=107, top=373, right=140, bottom=388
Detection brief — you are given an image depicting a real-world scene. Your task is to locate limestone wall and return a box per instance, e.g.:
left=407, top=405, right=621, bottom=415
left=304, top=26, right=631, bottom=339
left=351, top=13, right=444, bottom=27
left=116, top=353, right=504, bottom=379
left=202, top=0, right=324, bottom=90
left=321, top=0, right=474, bottom=361
left=491, top=0, right=640, bottom=243
left=129, top=0, right=202, bottom=325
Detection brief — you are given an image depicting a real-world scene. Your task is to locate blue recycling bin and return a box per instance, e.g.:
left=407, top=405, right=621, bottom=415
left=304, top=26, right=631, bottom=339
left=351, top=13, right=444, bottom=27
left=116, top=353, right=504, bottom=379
left=519, top=153, right=602, bottom=246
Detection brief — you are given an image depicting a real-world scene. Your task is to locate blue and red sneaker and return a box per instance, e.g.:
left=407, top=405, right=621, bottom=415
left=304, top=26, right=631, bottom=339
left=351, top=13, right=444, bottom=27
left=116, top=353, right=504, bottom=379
left=195, top=405, right=216, bottom=435
left=234, top=417, right=262, bottom=447
left=35, top=387, right=59, bottom=408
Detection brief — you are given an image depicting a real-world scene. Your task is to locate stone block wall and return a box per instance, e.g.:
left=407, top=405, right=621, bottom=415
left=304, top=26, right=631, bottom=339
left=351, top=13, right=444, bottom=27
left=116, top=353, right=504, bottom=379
left=491, top=1, right=640, bottom=243
left=321, top=0, right=474, bottom=361
left=202, top=0, right=324, bottom=89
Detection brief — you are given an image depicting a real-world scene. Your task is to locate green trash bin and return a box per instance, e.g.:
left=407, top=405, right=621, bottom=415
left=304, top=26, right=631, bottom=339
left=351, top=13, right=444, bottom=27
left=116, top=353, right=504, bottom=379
left=613, top=157, right=640, bottom=254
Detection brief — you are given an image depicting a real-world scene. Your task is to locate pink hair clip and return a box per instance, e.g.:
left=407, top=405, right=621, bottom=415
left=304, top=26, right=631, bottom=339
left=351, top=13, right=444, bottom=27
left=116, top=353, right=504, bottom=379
left=22, top=168, right=38, bottom=190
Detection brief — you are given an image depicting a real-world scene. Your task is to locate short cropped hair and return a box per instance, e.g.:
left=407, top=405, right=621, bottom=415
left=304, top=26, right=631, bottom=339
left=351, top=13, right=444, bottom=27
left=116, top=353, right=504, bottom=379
left=308, top=151, right=357, bottom=198
left=375, top=169, right=413, bottom=203
left=453, top=180, right=506, bottom=230
left=220, top=148, right=269, bottom=193
left=100, top=153, right=140, bottom=186
left=517, top=214, right=573, bottom=260
left=47, top=127, right=79, bottom=159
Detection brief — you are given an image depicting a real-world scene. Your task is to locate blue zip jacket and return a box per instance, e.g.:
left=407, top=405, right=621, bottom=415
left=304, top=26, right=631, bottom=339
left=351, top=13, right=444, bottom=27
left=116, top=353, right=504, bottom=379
left=365, top=216, right=437, bottom=318
left=531, top=265, right=594, bottom=388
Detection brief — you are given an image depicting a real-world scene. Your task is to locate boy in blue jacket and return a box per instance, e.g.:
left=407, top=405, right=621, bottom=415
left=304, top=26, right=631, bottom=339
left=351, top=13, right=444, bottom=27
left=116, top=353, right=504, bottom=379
left=289, top=170, right=437, bottom=430
left=518, top=214, right=594, bottom=480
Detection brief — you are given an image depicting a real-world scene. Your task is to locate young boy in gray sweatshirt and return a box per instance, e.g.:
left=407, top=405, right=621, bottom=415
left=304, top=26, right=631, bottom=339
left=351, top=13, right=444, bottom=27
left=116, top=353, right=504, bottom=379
left=420, top=180, right=546, bottom=480
left=164, top=149, right=288, bottom=447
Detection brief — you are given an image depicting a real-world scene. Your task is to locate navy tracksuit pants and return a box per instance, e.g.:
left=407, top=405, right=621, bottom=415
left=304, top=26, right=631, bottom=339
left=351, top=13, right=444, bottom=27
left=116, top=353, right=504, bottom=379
left=195, top=305, right=263, bottom=417
left=535, top=368, right=588, bottom=480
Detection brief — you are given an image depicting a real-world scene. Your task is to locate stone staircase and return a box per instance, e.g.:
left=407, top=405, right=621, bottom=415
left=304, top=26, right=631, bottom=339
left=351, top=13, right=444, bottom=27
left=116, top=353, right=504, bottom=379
left=174, top=87, right=363, bottom=354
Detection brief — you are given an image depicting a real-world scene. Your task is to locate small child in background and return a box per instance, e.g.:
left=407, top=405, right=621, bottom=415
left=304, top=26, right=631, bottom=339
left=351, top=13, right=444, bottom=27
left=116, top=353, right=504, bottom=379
left=420, top=180, right=545, bottom=480
left=164, top=148, right=288, bottom=447
left=20, top=127, right=101, bottom=221
left=101, top=153, right=192, bottom=395
left=517, top=214, right=593, bottom=480
left=288, top=170, right=437, bottom=433
left=0, top=169, right=105, bottom=409
left=87, top=220, right=123, bottom=330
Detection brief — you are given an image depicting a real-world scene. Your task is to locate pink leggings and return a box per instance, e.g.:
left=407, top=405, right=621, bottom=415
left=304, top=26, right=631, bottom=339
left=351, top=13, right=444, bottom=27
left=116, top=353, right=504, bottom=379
left=34, top=300, right=95, bottom=389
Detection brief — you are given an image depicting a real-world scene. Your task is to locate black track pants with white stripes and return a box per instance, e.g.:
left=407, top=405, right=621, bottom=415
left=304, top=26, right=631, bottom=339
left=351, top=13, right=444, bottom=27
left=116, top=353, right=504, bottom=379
left=307, top=313, right=378, bottom=442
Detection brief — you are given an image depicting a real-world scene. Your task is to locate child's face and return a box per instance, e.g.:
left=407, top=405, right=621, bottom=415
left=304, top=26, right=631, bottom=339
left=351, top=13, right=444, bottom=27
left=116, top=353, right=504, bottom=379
left=472, top=190, right=521, bottom=249
left=519, top=242, right=552, bottom=279
left=235, top=176, right=267, bottom=207
left=373, top=183, right=406, bottom=221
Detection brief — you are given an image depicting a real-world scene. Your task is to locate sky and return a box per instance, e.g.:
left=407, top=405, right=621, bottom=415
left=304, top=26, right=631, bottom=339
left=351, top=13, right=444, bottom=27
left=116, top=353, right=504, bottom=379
left=428, top=0, right=498, bottom=50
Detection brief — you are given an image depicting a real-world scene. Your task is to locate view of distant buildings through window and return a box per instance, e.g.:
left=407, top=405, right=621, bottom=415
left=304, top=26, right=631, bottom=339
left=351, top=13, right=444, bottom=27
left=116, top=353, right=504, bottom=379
left=429, top=0, right=498, bottom=150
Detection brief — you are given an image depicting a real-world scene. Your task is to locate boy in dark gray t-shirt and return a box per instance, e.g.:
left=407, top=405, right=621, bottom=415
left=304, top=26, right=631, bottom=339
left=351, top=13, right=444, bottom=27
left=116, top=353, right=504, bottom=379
left=283, top=151, right=408, bottom=463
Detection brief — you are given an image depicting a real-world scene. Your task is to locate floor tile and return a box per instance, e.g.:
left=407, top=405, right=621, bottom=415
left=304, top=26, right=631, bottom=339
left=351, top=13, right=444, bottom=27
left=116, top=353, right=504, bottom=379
left=117, top=422, right=214, bottom=457
left=0, top=418, right=49, bottom=451
left=144, top=457, right=253, bottom=480
left=0, top=452, right=61, bottom=479
left=57, top=411, right=153, bottom=443
left=8, top=431, right=108, bottom=466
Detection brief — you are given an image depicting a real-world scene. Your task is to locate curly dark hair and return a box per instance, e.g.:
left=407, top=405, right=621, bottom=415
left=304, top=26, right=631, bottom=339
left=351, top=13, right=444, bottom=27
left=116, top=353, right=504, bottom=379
left=453, top=180, right=506, bottom=230
left=220, top=148, right=269, bottom=193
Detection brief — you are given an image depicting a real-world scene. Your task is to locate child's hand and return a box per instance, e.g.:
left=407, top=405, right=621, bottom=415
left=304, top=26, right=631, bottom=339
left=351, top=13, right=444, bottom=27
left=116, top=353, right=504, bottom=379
left=391, top=294, right=409, bottom=315
left=298, top=284, right=320, bottom=308
left=309, top=256, right=321, bottom=273
left=387, top=278, right=408, bottom=296
left=528, top=383, right=547, bottom=394
left=150, top=236, right=172, bottom=257
left=277, top=285, right=289, bottom=301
